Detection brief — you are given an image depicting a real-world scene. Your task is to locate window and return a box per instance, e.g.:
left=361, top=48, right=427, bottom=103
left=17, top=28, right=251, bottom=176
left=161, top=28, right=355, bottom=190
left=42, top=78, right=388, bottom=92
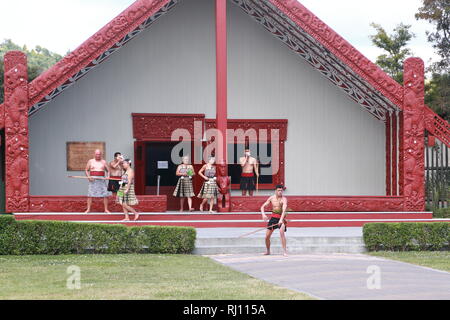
left=227, top=142, right=276, bottom=189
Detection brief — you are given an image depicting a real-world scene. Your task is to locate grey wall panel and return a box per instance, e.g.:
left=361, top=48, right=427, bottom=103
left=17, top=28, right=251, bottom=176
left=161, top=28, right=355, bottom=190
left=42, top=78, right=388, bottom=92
left=227, top=2, right=386, bottom=195
left=29, top=0, right=216, bottom=195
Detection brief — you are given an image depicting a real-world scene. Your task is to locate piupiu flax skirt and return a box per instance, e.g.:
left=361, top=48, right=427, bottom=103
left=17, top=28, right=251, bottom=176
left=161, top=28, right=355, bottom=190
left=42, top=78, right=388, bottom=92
left=88, top=179, right=111, bottom=198
left=173, top=177, right=195, bottom=198
left=116, top=184, right=139, bottom=206
left=198, top=178, right=218, bottom=201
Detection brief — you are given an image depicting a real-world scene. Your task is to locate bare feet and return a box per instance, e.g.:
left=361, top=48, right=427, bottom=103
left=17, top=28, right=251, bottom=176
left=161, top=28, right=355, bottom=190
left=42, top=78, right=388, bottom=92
left=283, top=252, right=288, bottom=257
left=263, top=252, right=270, bottom=256
left=179, top=208, right=184, bottom=212
left=189, top=208, right=195, bottom=212
left=199, top=204, right=204, bottom=212
left=120, top=218, right=130, bottom=222
left=133, top=213, right=140, bottom=221
left=84, top=210, right=90, bottom=213
left=104, top=210, right=111, bottom=213
left=209, top=210, right=216, bottom=214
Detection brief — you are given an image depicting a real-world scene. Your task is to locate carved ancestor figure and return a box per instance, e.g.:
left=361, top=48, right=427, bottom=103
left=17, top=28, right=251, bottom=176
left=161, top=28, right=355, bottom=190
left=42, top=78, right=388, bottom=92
left=216, top=162, right=231, bottom=212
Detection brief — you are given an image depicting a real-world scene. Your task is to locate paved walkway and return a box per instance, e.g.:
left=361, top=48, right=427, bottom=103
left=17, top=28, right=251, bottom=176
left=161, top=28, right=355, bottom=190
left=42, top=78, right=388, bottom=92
left=209, top=253, right=450, bottom=300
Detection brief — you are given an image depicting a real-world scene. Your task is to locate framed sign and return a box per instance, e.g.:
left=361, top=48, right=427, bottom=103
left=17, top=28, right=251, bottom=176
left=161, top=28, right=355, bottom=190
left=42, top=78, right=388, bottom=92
left=157, top=161, right=169, bottom=169
left=67, top=142, right=106, bottom=171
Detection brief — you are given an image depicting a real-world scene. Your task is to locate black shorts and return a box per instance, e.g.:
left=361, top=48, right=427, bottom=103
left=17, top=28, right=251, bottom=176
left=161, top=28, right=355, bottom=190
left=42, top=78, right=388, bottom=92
left=267, top=217, right=287, bottom=232
left=107, top=180, right=120, bottom=193
left=240, top=176, right=256, bottom=191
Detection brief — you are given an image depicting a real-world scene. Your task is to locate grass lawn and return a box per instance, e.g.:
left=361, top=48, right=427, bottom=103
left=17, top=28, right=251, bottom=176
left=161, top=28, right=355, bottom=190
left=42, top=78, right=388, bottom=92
left=367, top=251, right=450, bottom=272
left=0, top=254, right=312, bottom=300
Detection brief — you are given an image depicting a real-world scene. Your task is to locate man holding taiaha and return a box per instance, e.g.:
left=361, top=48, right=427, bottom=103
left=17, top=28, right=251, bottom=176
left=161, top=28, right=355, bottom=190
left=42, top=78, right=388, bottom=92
left=85, top=149, right=111, bottom=213
left=261, top=185, right=288, bottom=256
left=108, top=152, right=124, bottom=194
left=239, top=148, right=259, bottom=196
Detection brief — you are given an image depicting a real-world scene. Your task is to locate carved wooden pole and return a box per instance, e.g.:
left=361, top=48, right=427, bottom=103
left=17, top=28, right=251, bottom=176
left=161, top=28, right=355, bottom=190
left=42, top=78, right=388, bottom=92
left=3, top=51, right=30, bottom=212
left=402, top=58, right=425, bottom=211
left=216, top=0, right=228, bottom=172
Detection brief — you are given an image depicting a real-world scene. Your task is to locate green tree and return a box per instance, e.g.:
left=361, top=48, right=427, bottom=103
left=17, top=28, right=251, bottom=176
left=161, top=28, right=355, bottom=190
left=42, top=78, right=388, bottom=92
left=0, top=39, right=63, bottom=104
left=425, top=73, right=450, bottom=120
left=415, top=0, right=450, bottom=73
left=370, top=23, right=416, bottom=84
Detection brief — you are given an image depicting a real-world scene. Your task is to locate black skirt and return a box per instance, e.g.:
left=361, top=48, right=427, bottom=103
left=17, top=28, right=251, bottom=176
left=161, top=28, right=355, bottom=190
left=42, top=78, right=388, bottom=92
left=240, top=176, right=256, bottom=191
left=267, top=217, right=287, bottom=232
left=107, top=180, right=120, bottom=193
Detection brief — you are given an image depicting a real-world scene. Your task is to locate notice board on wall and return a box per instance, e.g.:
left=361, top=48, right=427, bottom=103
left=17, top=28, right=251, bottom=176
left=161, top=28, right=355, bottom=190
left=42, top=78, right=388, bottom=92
left=66, top=142, right=106, bottom=171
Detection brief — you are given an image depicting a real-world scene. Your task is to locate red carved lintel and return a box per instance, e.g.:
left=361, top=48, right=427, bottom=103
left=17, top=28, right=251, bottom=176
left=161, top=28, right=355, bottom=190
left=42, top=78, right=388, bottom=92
left=3, top=51, right=30, bottom=212
left=132, top=113, right=205, bottom=141
left=205, top=119, right=288, bottom=142
left=402, top=58, right=425, bottom=211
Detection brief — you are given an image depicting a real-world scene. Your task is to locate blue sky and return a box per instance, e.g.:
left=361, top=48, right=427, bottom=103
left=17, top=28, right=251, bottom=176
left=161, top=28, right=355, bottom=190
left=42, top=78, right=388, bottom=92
left=0, top=0, right=439, bottom=66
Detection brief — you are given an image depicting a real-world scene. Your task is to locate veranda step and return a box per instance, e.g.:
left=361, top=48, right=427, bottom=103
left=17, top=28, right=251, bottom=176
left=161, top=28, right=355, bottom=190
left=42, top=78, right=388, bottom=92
left=193, top=243, right=367, bottom=255
left=195, top=236, right=365, bottom=246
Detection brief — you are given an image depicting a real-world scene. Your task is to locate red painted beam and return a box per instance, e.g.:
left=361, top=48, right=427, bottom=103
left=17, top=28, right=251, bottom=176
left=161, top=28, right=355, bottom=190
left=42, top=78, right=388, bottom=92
left=386, top=113, right=392, bottom=196
left=392, top=112, right=398, bottom=196
left=216, top=0, right=228, bottom=167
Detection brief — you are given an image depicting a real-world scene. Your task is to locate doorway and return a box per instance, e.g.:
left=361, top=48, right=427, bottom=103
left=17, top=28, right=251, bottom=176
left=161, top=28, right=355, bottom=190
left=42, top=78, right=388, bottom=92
left=135, top=141, right=204, bottom=211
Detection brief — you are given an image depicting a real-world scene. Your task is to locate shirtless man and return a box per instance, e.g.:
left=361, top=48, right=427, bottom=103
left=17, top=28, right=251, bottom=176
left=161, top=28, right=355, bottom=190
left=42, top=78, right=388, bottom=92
left=85, top=149, right=111, bottom=213
left=108, top=152, right=124, bottom=194
left=239, top=148, right=259, bottom=196
left=261, top=185, right=288, bottom=256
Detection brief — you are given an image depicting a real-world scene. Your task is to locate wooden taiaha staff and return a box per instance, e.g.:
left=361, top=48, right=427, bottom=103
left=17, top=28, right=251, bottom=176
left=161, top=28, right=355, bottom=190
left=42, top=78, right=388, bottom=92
left=68, top=176, right=122, bottom=181
left=238, top=220, right=289, bottom=238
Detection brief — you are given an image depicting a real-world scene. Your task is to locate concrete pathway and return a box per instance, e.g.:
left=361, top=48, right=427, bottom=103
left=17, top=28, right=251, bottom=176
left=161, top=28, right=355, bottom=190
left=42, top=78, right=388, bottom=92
left=208, top=253, right=450, bottom=300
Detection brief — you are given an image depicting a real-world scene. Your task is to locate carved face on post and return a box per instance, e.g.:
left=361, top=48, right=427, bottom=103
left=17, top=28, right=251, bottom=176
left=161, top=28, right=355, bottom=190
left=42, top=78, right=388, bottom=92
left=217, top=162, right=227, bottom=176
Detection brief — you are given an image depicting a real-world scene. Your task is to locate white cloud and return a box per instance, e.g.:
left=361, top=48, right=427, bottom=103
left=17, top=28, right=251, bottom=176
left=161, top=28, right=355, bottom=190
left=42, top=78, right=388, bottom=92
left=0, top=0, right=134, bottom=55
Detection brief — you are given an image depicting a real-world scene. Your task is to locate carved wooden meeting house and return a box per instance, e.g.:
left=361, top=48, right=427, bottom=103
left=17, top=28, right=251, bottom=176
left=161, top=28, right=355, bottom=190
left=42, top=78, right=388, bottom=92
left=2, top=0, right=449, bottom=227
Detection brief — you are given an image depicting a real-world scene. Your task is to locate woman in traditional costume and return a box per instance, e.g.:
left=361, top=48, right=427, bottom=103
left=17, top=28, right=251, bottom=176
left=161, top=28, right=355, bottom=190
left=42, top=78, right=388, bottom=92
left=117, top=159, right=139, bottom=221
left=173, top=156, right=195, bottom=212
left=197, top=157, right=219, bottom=213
